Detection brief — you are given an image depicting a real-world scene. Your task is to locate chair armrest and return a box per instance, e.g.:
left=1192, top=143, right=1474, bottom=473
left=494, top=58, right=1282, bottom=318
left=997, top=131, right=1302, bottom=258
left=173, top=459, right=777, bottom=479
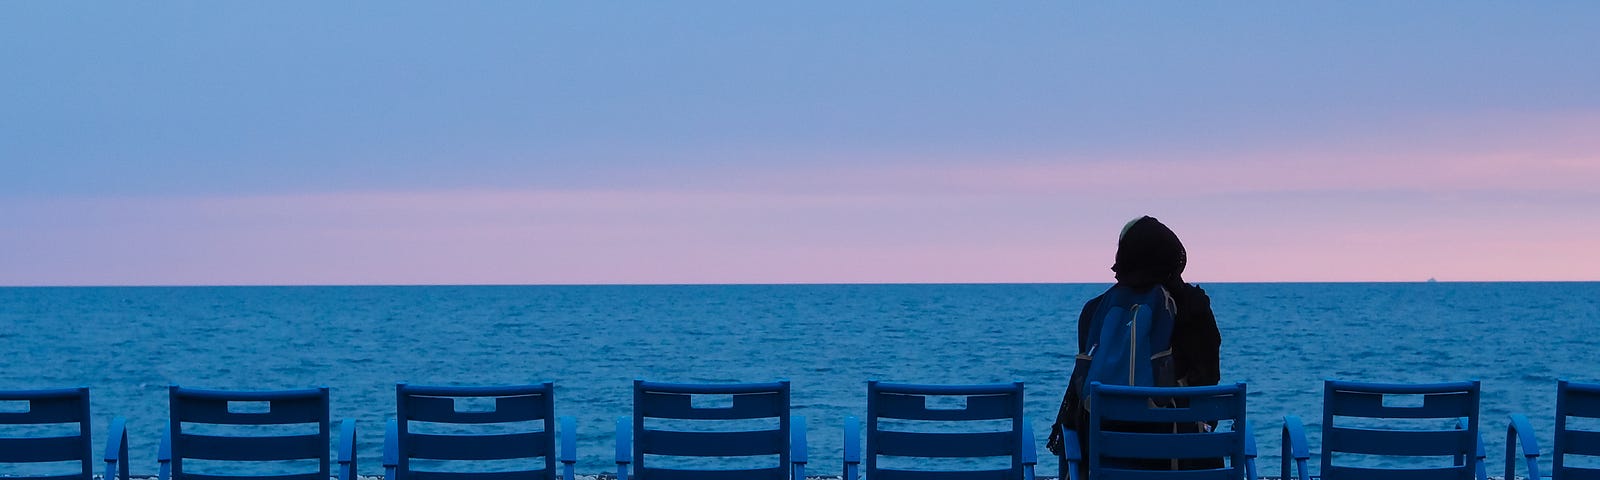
left=616, top=416, right=631, bottom=480
left=1506, top=414, right=1542, bottom=480
left=158, top=426, right=172, bottom=480
left=338, top=418, right=357, bottom=480
left=843, top=416, right=861, bottom=480
left=1281, top=415, right=1310, bottom=480
left=1056, top=425, right=1081, bottom=480
left=791, top=415, right=807, bottom=480
left=104, top=416, right=129, bottom=480
left=560, top=416, right=577, bottom=480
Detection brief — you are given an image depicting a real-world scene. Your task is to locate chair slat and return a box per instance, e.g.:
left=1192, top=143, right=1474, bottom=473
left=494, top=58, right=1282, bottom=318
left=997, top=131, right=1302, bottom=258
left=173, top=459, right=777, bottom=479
left=1564, top=388, right=1600, bottom=419
left=637, top=381, right=789, bottom=395
left=408, top=469, right=549, bottom=480
left=874, top=430, right=1012, bottom=458
left=1561, top=429, right=1600, bottom=456
left=638, top=466, right=785, bottom=480
left=872, top=382, right=1019, bottom=396
left=408, top=432, right=550, bottom=460
left=1327, top=390, right=1475, bottom=419
left=636, top=391, right=784, bottom=420
left=871, top=468, right=1012, bottom=480
left=1096, top=467, right=1242, bottom=480
left=872, top=393, right=1015, bottom=421
left=1324, top=465, right=1466, bottom=480
left=172, top=396, right=326, bottom=425
left=401, top=384, right=551, bottom=398
left=0, top=396, right=85, bottom=425
left=1093, top=394, right=1242, bottom=423
left=1561, top=380, right=1600, bottom=419
left=1326, top=427, right=1472, bottom=456
left=0, top=435, right=86, bottom=462
left=1557, top=467, right=1600, bottom=480
left=1096, top=431, right=1238, bottom=459
left=403, top=395, right=549, bottom=424
left=637, top=429, right=783, bottom=457
left=182, top=473, right=324, bottom=480
left=178, top=433, right=325, bottom=461
left=0, top=388, right=84, bottom=401
left=2, top=474, right=84, bottom=480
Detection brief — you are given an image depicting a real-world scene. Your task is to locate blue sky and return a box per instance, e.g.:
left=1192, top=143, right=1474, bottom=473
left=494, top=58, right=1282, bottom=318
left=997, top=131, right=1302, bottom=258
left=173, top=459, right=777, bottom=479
left=3, top=2, right=1598, bottom=285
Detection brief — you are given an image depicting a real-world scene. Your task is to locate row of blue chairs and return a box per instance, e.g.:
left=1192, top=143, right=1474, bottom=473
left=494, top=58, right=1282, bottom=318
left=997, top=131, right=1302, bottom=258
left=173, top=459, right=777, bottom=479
left=1059, top=380, right=1600, bottom=480
left=3, top=380, right=1596, bottom=480
left=0, top=381, right=1030, bottom=480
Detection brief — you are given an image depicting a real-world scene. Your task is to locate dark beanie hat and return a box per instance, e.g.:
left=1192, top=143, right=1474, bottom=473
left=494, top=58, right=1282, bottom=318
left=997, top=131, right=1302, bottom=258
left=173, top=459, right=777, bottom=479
left=1111, top=216, right=1187, bottom=286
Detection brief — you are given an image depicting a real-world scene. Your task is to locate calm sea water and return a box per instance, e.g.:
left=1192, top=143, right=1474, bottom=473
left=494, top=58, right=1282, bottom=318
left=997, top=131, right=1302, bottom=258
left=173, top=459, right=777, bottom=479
left=2, top=283, right=1597, bottom=477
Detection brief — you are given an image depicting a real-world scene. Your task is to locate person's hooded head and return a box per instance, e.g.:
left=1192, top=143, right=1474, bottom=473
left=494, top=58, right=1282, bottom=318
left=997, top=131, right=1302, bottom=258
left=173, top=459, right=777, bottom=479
left=1111, top=216, right=1187, bottom=288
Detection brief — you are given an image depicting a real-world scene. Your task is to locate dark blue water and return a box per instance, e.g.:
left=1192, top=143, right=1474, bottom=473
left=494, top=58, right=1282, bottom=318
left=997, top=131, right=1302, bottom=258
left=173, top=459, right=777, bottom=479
left=2, top=283, right=1597, bottom=477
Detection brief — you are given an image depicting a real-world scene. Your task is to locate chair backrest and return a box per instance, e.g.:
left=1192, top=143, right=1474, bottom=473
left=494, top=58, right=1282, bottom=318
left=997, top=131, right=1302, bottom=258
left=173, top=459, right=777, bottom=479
left=1554, top=380, right=1600, bottom=479
left=0, top=387, right=93, bottom=480
left=1085, top=382, right=1248, bottom=480
left=1319, top=380, right=1480, bottom=480
left=393, top=383, right=557, bottom=480
left=632, top=380, right=791, bottom=480
left=168, top=386, right=332, bottom=480
left=865, top=381, right=1027, bottom=480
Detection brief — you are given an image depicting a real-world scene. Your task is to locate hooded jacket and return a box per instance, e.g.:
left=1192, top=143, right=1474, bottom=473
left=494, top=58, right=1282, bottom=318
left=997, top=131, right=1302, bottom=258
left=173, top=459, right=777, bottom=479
left=1048, top=216, right=1223, bottom=465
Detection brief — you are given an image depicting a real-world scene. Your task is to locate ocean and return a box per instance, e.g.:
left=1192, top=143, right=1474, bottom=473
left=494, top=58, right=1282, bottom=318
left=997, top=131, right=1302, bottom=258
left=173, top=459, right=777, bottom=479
left=2, top=283, right=1597, bottom=477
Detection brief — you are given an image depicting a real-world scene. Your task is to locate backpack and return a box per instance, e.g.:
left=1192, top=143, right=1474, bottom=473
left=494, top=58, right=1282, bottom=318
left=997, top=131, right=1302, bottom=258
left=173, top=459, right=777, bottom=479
left=1070, top=284, right=1179, bottom=410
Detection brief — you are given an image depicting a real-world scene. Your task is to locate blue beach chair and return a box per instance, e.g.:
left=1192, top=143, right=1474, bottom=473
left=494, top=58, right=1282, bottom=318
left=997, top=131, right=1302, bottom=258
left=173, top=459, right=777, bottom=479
left=1056, top=382, right=1258, bottom=480
left=1506, top=380, right=1600, bottom=480
left=383, top=383, right=576, bottom=480
left=1282, top=380, right=1484, bottom=480
left=0, top=387, right=128, bottom=480
left=159, top=386, right=355, bottom=480
left=844, top=381, right=1037, bottom=480
left=616, top=380, right=805, bottom=480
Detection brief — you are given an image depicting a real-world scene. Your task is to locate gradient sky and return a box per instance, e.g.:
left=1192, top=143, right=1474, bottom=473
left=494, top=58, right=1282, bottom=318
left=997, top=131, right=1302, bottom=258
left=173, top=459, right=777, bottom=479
left=3, top=2, right=1598, bottom=285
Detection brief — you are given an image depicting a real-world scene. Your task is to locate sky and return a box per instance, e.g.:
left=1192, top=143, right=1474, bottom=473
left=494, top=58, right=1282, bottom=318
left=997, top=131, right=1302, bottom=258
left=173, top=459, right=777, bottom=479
left=2, top=2, right=1598, bottom=285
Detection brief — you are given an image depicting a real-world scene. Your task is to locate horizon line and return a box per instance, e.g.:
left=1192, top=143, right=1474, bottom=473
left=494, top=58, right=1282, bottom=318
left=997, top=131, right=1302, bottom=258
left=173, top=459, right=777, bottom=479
left=4, top=279, right=1596, bottom=288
